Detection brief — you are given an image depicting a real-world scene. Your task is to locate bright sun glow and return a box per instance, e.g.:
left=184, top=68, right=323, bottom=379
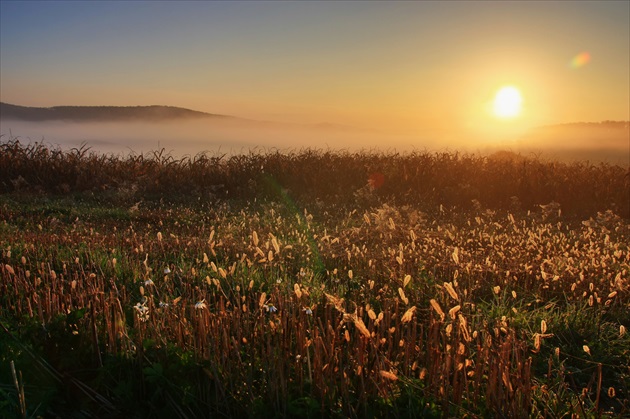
left=493, top=86, right=522, bottom=118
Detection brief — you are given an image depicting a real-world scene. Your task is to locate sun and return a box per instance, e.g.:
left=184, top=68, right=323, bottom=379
left=493, top=86, right=522, bottom=118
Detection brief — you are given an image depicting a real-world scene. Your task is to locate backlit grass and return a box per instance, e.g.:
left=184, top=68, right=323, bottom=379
left=1, top=139, right=629, bottom=418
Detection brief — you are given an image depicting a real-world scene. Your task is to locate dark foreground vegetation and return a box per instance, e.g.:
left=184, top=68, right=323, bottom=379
left=1, top=138, right=629, bottom=418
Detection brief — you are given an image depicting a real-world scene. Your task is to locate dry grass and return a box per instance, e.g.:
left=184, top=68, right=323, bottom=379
left=2, top=137, right=628, bottom=218
left=1, top=139, right=629, bottom=417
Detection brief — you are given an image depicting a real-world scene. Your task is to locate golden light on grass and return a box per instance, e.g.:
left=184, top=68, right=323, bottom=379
left=458, top=314, right=472, bottom=342
left=368, top=308, right=377, bottom=320
left=3, top=141, right=630, bottom=417
left=452, top=247, right=460, bottom=265
left=398, top=287, right=409, bottom=305
left=448, top=305, right=461, bottom=320
left=379, top=370, right=398, bottom=381
left=401, top=306, right=416, bottom=323
left=353, top=317, right=371, bottom=338
left=533, top=334, right=542, bottom=352
left=252, top=231, right=259, bottom=246
left=4, top=264, right=14, bottom=275
left=444, top=282, right=459, bottom=301
left=430, top=299, right=445, bottom=321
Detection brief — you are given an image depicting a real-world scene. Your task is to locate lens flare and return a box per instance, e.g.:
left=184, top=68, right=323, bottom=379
left=570, top=52, right=590, bottom=69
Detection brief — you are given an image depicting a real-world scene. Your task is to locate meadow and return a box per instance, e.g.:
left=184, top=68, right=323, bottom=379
left=1, top=138, right=629, bottom=418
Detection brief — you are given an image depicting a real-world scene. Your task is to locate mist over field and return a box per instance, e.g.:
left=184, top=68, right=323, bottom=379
left=1, top=116, right=628, bottom=166
left=0, top=117, right=475, bottom=158
left=2, top=2, right=629, bottom=417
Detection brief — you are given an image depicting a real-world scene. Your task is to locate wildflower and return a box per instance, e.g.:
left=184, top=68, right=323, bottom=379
left=195, top=299, right=207, bottom=310
left=304, top=307, right=313, bottom=315
left=264, top=304, right=278, bottom=313
left=164, top=267, right=171, bottom=274
left=133, top=301, right=149, bottom=322
left=144, top=279, right=154, bottom=286
left=159, top=301, right=169, bottom=308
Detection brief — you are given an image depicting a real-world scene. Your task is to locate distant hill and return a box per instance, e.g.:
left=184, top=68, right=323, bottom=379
left=0, top=102, right=233, bottom=122
left=0, top=102, right=372, bottom=134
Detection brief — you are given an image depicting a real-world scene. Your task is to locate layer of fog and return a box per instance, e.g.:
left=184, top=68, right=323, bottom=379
left=1, top=118, right=628, bottom=166
left=0, top=118, right=465, bottom=156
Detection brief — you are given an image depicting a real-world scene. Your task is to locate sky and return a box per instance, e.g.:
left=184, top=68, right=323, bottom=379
left=1, top=0, right=629, bottom=147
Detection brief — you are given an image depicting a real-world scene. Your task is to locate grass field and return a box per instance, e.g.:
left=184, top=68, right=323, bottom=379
left=1, top=139, right=629, bottom=418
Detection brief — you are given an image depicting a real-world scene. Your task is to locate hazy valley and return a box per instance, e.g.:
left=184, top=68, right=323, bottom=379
left=1, top=102, right=628, bottom=165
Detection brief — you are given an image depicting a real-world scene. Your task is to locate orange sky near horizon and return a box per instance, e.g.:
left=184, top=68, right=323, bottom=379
left=1, top=1, right=628, bottom=147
